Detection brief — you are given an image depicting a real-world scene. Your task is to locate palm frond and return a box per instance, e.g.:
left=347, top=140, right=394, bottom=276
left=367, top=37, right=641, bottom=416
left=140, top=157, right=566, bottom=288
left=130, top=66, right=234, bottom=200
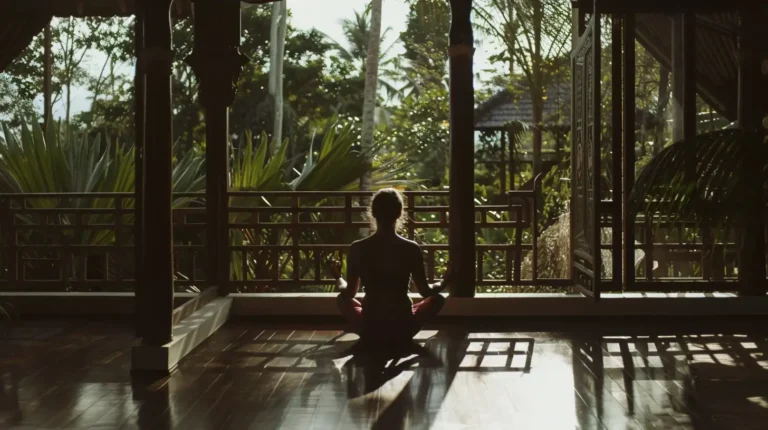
left=629, top=128, right=766, bottom=225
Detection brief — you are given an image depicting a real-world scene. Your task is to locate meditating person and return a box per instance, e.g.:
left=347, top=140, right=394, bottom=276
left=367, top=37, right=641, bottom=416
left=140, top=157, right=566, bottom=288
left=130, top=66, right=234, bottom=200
left=331, top=188, right=453, bottom=345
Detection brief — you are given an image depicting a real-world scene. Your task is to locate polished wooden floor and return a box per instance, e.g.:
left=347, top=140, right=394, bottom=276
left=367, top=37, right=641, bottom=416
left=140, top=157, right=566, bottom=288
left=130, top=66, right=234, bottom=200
left=0, top=319, right=767, bottom=429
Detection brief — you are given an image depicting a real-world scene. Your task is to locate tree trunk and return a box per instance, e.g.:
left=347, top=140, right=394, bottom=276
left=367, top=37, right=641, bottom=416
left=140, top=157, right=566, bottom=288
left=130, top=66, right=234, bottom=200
left=66, top=82, right=71, bottom=125
left=531, top=0, right=543, bottom=179
left=654, top=66, right=670, bottom=154
left=43, top=23, right=52, bottom=128
left=359, top=0, right=383, bottom=194
left=268, top=0, right=287, bottom=154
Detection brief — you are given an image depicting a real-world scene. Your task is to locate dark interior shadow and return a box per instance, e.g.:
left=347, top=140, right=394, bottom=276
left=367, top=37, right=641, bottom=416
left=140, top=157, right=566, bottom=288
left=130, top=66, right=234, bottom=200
left=341, top=341, right=442, bottom=397
left=371, top=329, right=470, bottom=430
left=131, top=373, right=171, bottom=430
left=0, top=366, right=21, bottom=427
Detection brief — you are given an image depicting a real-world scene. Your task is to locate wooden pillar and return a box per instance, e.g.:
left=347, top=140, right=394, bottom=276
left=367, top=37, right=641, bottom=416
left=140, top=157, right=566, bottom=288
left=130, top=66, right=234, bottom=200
left=139, top=0, right=174, bottom=346
left=671, top=15, right=684, bottom=142
left=736, top=6, right=766, bottom=296
left=623, top=14, right=636, bottom=288
left=448, top=0, right=475, bottom=297
left=188, top=0, right=247, bottom=296
left=611, top=14, right=622, bottom=289
left=134, top=5, right=147, bottom=337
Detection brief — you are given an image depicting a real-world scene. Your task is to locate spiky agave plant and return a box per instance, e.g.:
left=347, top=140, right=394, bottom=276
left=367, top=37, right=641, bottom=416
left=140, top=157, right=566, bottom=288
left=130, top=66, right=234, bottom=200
left=0, top=120, right=206, bottom=286
left=629, top=128, right=767, bottom=294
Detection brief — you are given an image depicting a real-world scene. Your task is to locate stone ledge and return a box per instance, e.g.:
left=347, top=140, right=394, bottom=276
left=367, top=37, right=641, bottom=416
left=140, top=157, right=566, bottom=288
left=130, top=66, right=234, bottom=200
left=131, top=297, right=232, bottom=373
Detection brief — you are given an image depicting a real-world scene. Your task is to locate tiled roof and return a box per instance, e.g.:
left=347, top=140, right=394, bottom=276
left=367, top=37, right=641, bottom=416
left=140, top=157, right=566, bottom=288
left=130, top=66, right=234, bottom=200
left=474, top=81, right=570, bottom=130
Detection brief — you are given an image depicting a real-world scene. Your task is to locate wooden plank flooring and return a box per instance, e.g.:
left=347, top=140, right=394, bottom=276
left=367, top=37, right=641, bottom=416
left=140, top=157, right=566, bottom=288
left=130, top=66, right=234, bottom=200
left=0, top=319, right=766, bottom=429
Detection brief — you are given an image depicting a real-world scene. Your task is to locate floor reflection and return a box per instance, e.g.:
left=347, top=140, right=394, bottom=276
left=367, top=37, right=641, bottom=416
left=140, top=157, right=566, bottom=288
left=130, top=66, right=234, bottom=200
left=3, top=320, right=768, bottom=429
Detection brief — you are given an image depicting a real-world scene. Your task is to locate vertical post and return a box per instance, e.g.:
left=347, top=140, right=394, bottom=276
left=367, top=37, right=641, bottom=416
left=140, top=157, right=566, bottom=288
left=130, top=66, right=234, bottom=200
left=508, top=130, right=516, bottom=189
left=572, top=6, right=586, bottom=49
left=623, top=14, right=636, bottom=289
left=500, top=130, right=507, bottom=196
left=448, top=0, right=475, bottom=297
left=611, top=14, right=622, bottom=289
left=671, top=15, right=684, bottom=142
left=139, top=0, right=174, bottom=346
left=133, top=3, right=146, bottom=337
left=188, top=0, right=248, bottom=296
left=736, top=6, right=766, bottom=296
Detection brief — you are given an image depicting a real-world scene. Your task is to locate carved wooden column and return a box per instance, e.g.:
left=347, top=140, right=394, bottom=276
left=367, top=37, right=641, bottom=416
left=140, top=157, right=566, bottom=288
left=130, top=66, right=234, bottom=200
left=187, top=0, right=248, bottom=296
left=736, top=5, right=766, bottom=296
left=139, top=0, right=174, bottom=346
left=611, top=14, right=622, bottom=289
left=622, top=14, right=636, bottom=289
left=134, top=3, right=147, bottom=337
left=448, top=0, right=475, bottom=297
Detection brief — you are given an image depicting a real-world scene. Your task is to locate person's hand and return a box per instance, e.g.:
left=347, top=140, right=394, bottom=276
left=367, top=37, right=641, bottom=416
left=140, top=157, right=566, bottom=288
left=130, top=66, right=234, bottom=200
left=330, top=259, right=342, bottom=280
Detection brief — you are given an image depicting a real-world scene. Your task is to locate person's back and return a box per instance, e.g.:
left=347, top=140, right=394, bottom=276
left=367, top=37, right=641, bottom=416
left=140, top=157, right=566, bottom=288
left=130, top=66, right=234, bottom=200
left=350, top=233, right=421, bottom=320
left=333, top=188, right=453, bottom=342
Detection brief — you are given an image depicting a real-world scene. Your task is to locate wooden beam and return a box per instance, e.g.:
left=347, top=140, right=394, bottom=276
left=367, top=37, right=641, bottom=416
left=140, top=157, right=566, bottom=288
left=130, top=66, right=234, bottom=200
left=138, top=0, right=174, bottom=347
left=448, top=0, right=476, bottom=297
left=188, top=0, right=248, bottom=296
left=623, top=14, right=636, bottom=289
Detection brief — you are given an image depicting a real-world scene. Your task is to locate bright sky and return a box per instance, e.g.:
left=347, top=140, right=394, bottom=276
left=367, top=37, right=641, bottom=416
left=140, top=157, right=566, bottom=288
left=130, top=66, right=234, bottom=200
left=49, top=0, right=497, bottom=119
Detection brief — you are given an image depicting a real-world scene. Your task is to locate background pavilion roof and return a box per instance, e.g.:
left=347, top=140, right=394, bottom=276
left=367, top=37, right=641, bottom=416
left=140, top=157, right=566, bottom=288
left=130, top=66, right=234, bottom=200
left=474, top=81, right=570, bottom=130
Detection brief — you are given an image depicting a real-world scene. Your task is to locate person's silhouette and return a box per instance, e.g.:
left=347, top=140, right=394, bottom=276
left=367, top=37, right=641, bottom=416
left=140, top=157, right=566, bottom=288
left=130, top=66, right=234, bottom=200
left=331, top=188, right=453, bottom=348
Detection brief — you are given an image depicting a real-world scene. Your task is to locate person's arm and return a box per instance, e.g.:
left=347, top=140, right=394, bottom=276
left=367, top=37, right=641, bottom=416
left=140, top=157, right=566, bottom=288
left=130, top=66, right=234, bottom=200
left=411, top=245, right=453, bottom=297
left=332, top=247, right=360, bottom=299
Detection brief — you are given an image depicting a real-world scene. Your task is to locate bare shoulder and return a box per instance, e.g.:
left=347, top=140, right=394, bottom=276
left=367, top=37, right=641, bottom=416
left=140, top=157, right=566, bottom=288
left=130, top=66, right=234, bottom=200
left=398, top=236, right=422, bottom=254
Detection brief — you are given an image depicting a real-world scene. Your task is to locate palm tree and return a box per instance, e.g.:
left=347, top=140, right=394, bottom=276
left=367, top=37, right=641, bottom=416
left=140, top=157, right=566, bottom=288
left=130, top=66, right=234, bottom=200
left=268, top=0, right=288, bottom=154
left=360, top=0, right=383, bottom=195
left=629, top=128, right=767, bottom=295
left=320, top=5, right=401, bottom=101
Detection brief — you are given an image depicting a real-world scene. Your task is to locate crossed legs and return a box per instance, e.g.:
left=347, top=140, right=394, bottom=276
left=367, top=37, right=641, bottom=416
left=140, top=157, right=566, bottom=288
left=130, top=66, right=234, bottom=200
left=336, top=294, right=446, bottom=339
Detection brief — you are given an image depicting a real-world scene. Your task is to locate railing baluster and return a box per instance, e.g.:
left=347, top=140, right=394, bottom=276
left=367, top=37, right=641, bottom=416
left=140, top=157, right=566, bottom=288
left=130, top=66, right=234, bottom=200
left=645, top=219, right=654, bottom=280
left=514, top=205, right=522, bottom=283
left=531, top=188, right=539, bottom=283
left=476, top=248, right=483, bottom=283
left=241, top=248, right=248, bottom=284
left=407, top=194, right=415, bottom=240
left=427, top=248, right=435, bottom=282
left=292, top=196, right=300, bottom=287
left=2, top=198, right=17, bottom=288
left=114, top=196, right=122, bottom=286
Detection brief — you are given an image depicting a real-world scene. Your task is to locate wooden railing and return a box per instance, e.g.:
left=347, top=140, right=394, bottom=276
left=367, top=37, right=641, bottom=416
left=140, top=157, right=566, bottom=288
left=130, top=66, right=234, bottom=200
left=598, top=201, right=740, bottom=291
left=226, top=189, right=544, bottom=291
left=0, top=190, right=750, bottom=293
left=0, top=192, right=206, bottom=292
